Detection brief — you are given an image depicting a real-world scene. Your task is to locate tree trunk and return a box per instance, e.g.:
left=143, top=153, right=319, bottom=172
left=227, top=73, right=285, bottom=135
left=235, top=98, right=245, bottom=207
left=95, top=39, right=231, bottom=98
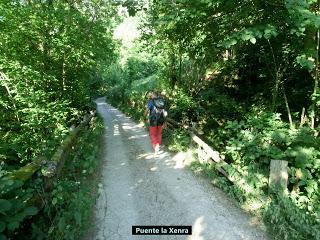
left=179, top=50, right=182, bottom=83
left=1, top=73, right=20, bottom=122
left=310, top=0, right=320, bottom=128
left=61, top=53, right=66, bottom=95
left=310, top=28, right=319, bottom=129
left=300, top=107, right=306, bottom=127
left=282, top=84, right=293, bottom=128
left=268, top=39, right=281, bottom=112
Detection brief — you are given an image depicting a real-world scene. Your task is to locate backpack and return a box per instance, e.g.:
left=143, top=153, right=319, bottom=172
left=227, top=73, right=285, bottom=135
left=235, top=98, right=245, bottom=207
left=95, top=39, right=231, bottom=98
left=149, top=98, right=167, bottom=126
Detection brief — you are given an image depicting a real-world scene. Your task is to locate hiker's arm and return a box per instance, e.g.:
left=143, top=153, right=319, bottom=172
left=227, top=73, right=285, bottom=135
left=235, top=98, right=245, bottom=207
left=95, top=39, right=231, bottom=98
left=162, top=122, right=167, bottom=129
left=144, top=100, right=152, bottom=119
left=144, top=104, right=149, bottom=120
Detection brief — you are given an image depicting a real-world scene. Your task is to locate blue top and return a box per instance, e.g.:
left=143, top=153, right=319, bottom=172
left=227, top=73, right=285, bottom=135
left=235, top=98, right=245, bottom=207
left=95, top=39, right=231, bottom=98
left=147, top=100, right=154, bottom=111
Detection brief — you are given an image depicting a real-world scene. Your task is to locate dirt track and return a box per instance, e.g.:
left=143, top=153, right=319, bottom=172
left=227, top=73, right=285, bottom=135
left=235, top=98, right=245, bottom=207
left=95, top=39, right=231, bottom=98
left=92, top=97, right=268, bottom=240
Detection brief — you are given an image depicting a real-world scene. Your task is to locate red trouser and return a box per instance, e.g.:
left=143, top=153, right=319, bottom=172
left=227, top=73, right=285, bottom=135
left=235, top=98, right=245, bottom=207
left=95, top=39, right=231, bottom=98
left=149, top=125, right=162, bottom=149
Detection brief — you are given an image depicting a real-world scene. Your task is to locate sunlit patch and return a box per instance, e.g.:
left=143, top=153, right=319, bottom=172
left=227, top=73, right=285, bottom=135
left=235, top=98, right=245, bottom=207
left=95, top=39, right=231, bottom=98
left=137, top=153, right=147, bottom=159
left=128, top=193, right=132, bottom=196
left=123, top=125, right=134, bottom=130
left=154, top=152, right=168, bottom=160
left=145, top=154, right=154, bottom=160
left=122, top=124, right=141, bottom=132
left=128, top=134, right=148, bottom=140
left=236, top=180, right=254, bottom=195
left=188, top=216, right=205, bottom=240
left=243, top=199, right=265, bottom=212
left=150, top=167, right=157, bottom=171
left=113, top=124, right=120, bottom=136
left=121, top=163, right=126, bottom=166
left=281, top=170, right=288, bottom=179
left=173, top=152, right=186, bottom=169
left=137, top=153, right=154, bottom=160
left=130, top=179, right=144, bottom=189
left=96, top=102, right=106, bottom=106
left=114, top=16, right=140, bottom=41
left=249, top=216, right=262, bottom=226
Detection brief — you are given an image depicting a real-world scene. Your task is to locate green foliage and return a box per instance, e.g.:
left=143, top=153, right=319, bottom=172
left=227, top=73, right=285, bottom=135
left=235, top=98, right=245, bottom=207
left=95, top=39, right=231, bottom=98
left=0, top=0, right=116, bottom=163
left=0, top=72, right=73, bottom=164
left=198, top=88, right=243, bottom=122
left=189, top=161, right=247, bottom=203
left=0, top=0, right=116, bottom=238
left=163, top=129, right=190, bottom=152
left=168, top=90, right=200, bottom=122
left=31, top=116, right=104, bottom=240
left=104, top=54, right=161, bottom=121
left=0, top=177, right=39, bottom=239
left=126, top=57, right=158, bottom=82
left=189, top=108, right=319, bottom=239
left=0, top=116, right=104, bottom=239
left=186, top=115, right=320, bottom=240
left=106, top=1, right=320, bottom=238
left=213, top=111, right=287, bottom=164
left=264, top=193, right=320, bottom=240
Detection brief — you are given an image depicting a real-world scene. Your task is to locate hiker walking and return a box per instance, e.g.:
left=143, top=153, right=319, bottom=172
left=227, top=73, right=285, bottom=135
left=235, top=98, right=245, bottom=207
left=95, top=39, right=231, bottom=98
left=144, top=91, right=167, bottom=154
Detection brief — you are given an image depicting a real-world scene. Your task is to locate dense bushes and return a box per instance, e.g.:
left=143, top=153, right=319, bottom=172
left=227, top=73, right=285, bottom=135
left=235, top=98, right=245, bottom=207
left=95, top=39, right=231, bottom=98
left=0, top=115, right=104, bottom=240
left=31, top=116, right=104, bottom=240
left=208, top=110, right=320, bottom=237
left=101, top=1, right=320, bottom=238
left=104, top=62, right=320, bottom=239
left=264, top=193, right=320, bottom=240
left=0, top=0, right=116, bottom=239
left=0, top=177, right=39, bottom=239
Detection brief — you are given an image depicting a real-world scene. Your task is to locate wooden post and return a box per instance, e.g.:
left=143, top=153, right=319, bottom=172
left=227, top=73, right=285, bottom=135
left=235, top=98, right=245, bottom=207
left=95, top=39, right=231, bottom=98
left=269, top=160, right=288, bottom=192
left=300, top=107, right=306, bottom=127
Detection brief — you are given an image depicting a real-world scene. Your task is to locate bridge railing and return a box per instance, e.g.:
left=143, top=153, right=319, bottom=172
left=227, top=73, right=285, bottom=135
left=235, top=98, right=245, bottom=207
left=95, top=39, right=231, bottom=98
left=4, top=111, right=96, bottom=190
left=166, top=117, right=288, bottom=193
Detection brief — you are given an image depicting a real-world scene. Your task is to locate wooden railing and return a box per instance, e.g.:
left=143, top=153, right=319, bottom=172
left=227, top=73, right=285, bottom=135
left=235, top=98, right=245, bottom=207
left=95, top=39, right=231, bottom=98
left=166, top=117, right=288, bottom=192
left=4, top=111, right=96, bottom=188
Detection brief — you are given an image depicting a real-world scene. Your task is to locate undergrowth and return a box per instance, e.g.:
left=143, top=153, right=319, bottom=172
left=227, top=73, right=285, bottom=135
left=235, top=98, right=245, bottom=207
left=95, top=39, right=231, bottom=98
left=30, top=115, right=104, bottom=240
left=105, top=83, right=320, bottom=239
left=103, top=56, right=320, bottom=239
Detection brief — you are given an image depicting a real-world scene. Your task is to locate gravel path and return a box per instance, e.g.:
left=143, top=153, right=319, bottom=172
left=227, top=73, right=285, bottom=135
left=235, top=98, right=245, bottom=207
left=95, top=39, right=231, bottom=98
left=92, top=97, right=268, bottom=240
